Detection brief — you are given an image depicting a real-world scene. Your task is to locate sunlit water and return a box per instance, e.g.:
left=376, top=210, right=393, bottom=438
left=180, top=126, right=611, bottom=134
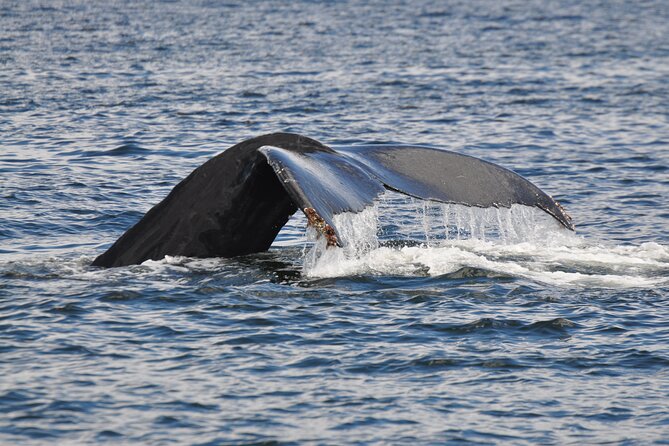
left=1, top=0, right=669, bottom=444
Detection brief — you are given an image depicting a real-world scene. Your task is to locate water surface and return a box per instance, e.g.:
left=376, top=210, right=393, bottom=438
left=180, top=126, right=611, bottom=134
left=1, top=0, right=669, bottom=444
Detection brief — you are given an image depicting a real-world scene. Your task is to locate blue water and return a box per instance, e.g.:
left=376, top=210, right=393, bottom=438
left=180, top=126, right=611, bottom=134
left=2, top=0, right=669, bottom=444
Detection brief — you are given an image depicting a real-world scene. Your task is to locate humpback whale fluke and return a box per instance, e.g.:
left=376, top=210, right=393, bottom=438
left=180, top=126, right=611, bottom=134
left=92, top=133, right=573, bottom=268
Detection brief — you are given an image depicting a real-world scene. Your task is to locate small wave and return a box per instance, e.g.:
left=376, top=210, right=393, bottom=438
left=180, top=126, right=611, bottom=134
left=74, top=143, right=150, bottom=158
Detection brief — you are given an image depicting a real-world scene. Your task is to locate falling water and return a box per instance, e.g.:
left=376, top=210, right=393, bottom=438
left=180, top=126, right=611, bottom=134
left=301, top=192, right=667, bottom=287
left=374, top=192, right=571, bottom=247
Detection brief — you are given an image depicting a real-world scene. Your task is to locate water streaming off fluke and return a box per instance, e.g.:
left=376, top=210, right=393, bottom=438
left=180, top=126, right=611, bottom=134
left=301, top=194, right=668, bottom=288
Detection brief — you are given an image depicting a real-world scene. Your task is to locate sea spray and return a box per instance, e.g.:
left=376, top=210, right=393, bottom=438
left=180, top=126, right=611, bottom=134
left=300, top=192, right=667, bottom=287
left=303, top=205, right=379, bottom=276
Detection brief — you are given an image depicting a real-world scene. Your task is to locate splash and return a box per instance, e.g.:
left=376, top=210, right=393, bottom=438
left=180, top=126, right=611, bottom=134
left=301, top=193, right=669, bottom=288
left=377, top=194, right=574, bottom=246
left=303, top=205, right=380, bottom=275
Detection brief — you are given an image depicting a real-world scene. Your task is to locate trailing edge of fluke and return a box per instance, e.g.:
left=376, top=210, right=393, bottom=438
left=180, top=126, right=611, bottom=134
left=92, top=133, right=573, bottom=268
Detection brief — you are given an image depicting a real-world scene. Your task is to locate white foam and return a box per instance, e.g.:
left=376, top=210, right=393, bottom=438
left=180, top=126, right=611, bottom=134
left=303, top=205, right=380, bottom=276
left=301, top=195, right=669, bottom=288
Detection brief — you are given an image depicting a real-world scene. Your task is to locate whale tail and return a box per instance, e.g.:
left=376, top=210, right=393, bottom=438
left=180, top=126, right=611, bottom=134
left=92, top=133, right=573, bottom=268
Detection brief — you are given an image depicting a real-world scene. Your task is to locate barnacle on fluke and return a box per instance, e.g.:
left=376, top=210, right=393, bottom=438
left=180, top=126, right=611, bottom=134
left=304, top=207, right=339, bottom=247
left=92, top=133, right=574, bottom=268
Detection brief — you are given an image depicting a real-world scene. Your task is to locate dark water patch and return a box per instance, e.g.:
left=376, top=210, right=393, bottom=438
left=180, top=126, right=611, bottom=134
left=408, top=317, right=524, bottom=335
left=345, top=355, right=529, bottom=375
left=0, top=390, right=46, bottom=413
left=95, top=430, right=124, bottom=440
left=153, top=414, right=200, bottom=428
left=584, top=406, right=634, bottom=422
left=643, top=164, right=668, bottom=172
left=442, top=266, right=508, bottom=280
left=419, top=10, right=451, bottom=18
left=580, top=96, right=605, bottom=104
left=175, top=110, right=213, bottom=118
left=134, top=324, right=186, bottom=338
left=46, top=344, right=98, bottom=356
left=424, top=117, right=459, bottom=125
left=523, top=317, right=577, bottom=333
left=286, top=356, right=342, bottom=369
left=333, top=416, right=419, bottom=430
left=240, top=91, right=266, bottom=98
left=71, top=143, right=151, bottom=158
left=97, top=289, right=143, bottom=302
left=49, top=302, right=89, bottom=316
left=216, top=333, right=302, bottom=346
left=617, top=349, right=669, bottom=369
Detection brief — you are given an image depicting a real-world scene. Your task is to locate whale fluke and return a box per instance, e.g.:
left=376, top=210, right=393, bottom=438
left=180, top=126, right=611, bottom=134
left=335, top=144, right=573, bottom=228
left=92, top=133, right=573, bottom=268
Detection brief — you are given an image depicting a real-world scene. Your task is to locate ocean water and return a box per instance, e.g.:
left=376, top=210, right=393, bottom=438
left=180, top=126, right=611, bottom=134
left=1, top=0, right=669, bottom=444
